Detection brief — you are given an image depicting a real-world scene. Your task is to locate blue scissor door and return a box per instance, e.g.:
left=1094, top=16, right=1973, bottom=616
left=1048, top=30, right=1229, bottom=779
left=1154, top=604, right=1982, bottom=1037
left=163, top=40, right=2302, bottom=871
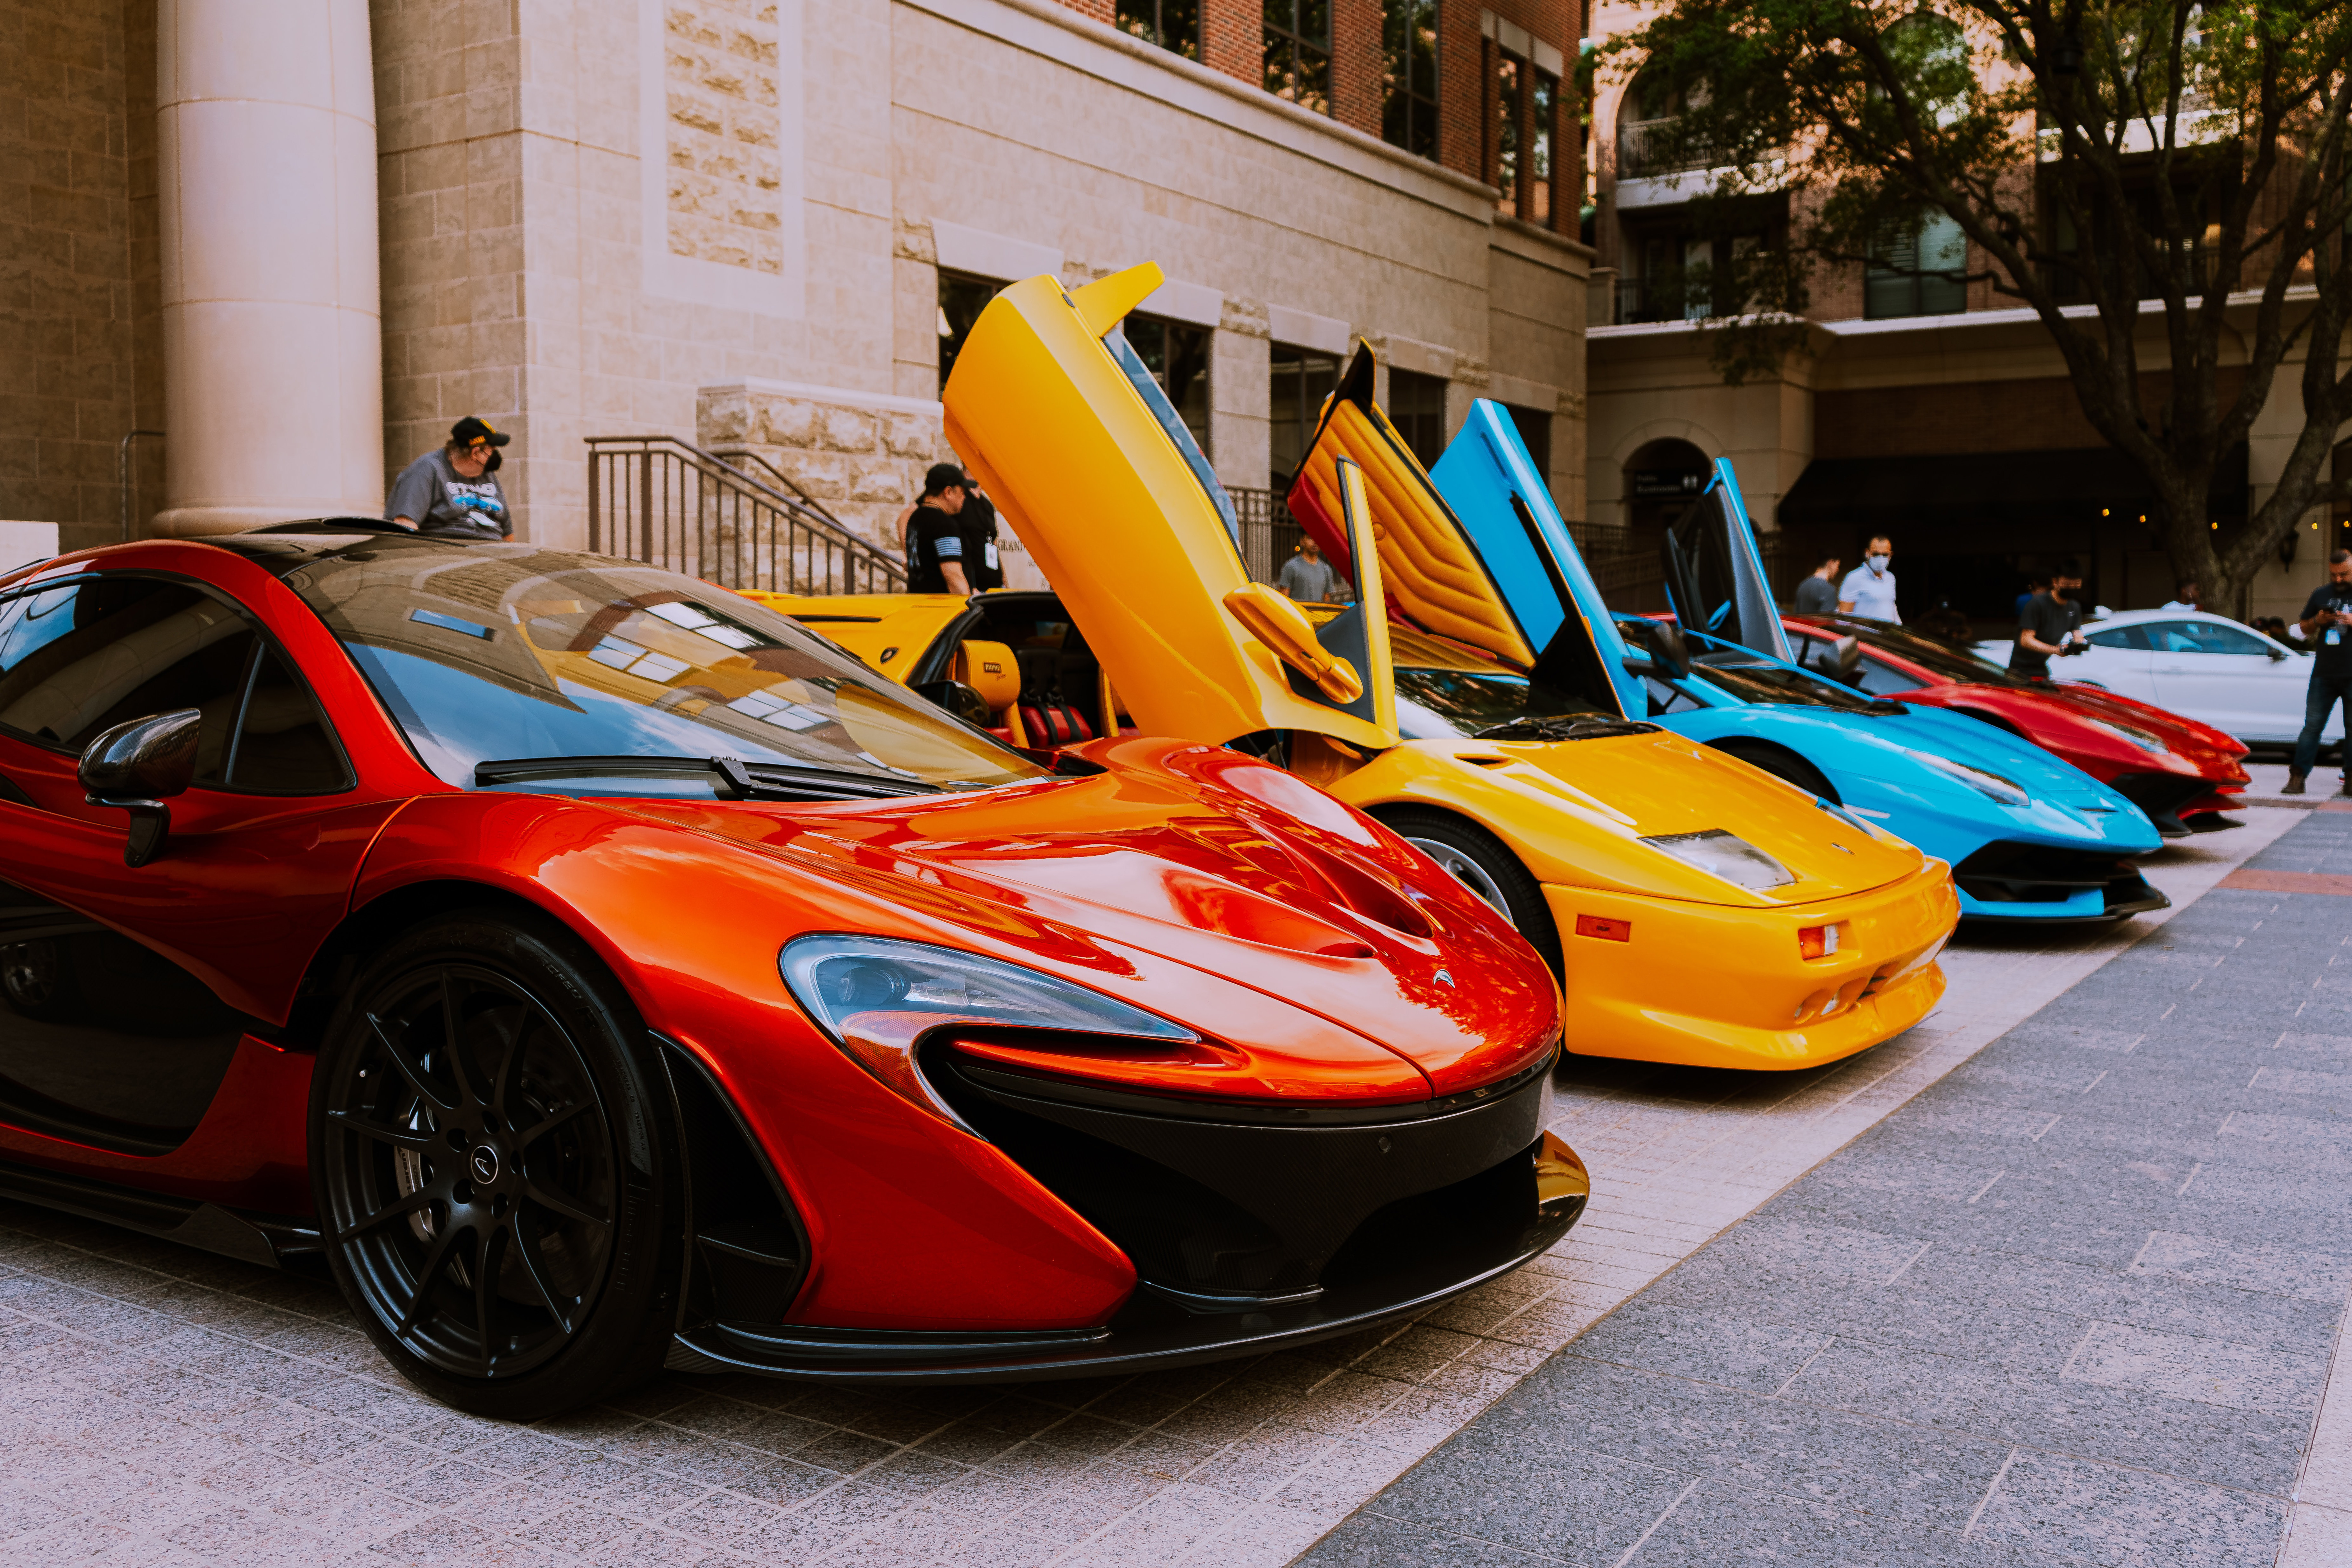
left=1659, top=460, right=1794, bottom=663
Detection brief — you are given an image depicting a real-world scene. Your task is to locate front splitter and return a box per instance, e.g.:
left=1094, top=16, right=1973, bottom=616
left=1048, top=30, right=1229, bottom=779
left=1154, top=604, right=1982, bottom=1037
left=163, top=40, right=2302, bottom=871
left=666, top=1195, right=1584, bottom=1386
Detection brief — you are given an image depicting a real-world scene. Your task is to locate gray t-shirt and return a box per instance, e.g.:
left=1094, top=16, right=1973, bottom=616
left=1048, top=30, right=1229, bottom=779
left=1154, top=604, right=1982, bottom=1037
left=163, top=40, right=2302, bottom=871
left=1279, top=553, right=1340, bottom=603
left=386, top=450, right=510, bottom=539
left=1793, top=574, right=1838, bottom=614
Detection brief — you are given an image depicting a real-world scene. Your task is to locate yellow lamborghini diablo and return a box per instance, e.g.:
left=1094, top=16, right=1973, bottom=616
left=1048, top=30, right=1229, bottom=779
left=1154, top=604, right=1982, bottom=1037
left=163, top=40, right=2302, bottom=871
left=765, top=266, right=1960, bottom=1071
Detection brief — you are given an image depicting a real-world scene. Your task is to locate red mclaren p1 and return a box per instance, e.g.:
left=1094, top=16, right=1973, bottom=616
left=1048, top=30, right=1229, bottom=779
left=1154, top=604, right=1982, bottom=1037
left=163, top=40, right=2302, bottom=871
left=0, top=523, right=1582, bottom=1417
left=1784, top=614, right=2250, bottom=836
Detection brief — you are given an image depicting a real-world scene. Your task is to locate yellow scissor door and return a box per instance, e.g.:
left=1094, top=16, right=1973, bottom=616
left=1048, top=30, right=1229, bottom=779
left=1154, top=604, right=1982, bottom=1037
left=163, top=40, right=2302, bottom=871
left=942, top=267, right=1395, bottom=753
left=1286, top=347, right=1537, bottom=672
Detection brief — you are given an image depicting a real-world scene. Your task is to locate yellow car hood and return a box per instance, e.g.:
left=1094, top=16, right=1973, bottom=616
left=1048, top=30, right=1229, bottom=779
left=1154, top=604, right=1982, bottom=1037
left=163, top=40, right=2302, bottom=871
left=735, top=591, right=966, bottom=681
left=941, top=267, right=1396, bottom=754
left=1409, top=729, right=1925, bottom=903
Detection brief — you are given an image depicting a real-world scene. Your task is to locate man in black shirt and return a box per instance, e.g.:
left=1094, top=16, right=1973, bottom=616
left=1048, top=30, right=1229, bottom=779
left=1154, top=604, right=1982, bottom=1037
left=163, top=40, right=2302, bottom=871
left=2009, top=564, right=2086, bottom=679
left=906, top=463, right=972, bottom=595
left=959, top=485, right=1004, bottom=591
left=2284, top=547, right=2352, bottom=795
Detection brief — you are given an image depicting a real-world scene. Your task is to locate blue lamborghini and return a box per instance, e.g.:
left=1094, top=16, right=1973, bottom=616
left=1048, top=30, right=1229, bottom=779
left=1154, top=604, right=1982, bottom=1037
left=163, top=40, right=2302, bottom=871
left=1428, top=415, right=2167, bottom=921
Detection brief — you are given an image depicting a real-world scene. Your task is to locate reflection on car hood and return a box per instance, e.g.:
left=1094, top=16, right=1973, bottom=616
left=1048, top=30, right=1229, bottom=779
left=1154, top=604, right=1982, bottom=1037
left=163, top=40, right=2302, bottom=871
left=1443, top=728, right=1925, bottom=902
left=606, top=737, right=1560, bottom=1099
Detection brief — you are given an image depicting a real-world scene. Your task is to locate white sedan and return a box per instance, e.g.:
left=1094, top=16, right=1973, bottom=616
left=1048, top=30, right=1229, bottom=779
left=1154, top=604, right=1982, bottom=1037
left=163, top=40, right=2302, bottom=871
left=1976, top=608, right=2343, bottom=748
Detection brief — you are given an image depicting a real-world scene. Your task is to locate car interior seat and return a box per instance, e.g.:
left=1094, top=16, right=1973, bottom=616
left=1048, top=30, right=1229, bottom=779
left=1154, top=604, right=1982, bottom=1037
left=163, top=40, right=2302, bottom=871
left=950, top=639, right=1027, bottom=748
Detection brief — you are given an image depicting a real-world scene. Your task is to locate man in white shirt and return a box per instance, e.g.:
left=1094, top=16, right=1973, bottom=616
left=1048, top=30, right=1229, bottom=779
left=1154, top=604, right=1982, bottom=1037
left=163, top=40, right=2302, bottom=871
left=1838, top=536, right=1900, bottom=622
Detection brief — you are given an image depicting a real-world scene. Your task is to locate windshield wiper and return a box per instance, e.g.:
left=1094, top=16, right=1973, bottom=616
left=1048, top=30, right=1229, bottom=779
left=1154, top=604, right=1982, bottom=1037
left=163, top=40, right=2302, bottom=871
left=473, top=754, right=938, bottom=801
left=1474, top=716, right=1660, bottom=742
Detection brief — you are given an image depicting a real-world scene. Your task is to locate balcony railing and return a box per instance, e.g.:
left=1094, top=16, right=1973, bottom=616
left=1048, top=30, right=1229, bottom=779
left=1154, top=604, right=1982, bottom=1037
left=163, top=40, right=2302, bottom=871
left=1616, top=119, right=1710, bottom=179
left=585, top=436, right=905, bottom=595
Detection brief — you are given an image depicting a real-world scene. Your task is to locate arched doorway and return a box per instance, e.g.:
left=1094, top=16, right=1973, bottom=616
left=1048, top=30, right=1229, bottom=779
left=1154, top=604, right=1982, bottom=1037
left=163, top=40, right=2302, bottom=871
left=1604, top=438, right=1711, bottom=611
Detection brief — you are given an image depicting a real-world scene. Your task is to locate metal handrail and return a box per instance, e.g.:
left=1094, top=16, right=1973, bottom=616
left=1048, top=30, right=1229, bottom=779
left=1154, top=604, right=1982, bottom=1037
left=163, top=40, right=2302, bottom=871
left=707, top=446, right=854, bottom=532
left=585, top=435, right=905, bottom=594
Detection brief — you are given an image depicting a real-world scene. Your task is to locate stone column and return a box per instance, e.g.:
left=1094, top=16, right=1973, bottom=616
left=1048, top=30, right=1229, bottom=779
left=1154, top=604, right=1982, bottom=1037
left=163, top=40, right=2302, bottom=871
left=151, top=0, right=382, bottom=537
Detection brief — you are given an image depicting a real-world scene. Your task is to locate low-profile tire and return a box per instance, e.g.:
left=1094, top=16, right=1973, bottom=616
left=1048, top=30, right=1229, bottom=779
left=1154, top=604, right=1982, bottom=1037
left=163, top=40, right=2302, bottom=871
left=1370, top=808, right=1564, bottom=980
left=310, top=907, right=683, bottom=1420
left=1704, top=738, right=1839, bottom=804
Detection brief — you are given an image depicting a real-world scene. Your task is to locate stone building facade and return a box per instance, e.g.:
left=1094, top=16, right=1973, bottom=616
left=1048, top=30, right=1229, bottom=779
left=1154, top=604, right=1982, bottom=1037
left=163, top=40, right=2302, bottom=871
left=5, top=0, right=1596, bottom=591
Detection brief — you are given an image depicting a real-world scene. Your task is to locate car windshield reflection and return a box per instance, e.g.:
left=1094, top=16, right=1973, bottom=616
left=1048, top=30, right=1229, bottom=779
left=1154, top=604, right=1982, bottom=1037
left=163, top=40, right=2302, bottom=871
left=279, top=541, right=1049, bottom=797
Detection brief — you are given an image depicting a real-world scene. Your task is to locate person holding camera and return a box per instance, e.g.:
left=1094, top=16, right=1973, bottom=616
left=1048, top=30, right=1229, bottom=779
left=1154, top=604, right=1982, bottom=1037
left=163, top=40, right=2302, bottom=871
left=2009, top=562, right=2088, bottom=679
left=2284, top=548, right=2352, bottom=795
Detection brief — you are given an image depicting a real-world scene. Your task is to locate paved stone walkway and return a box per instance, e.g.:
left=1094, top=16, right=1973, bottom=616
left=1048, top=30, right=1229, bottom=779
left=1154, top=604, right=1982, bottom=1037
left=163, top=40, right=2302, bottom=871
left=0, top=816, right=2310, bottom=1567
left=1300, top=809, right=2352, bottom=1568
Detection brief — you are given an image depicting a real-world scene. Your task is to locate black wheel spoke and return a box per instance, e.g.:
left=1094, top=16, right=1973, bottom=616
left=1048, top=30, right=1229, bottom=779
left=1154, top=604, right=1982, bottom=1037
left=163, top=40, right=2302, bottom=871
left=513, top=1098, right=591, bottom=1149
left=508, top=1219, right=575, bottom=1335
left=367, top=1011, right=458, bottom=1115
left=325, top=1108, right=440, bottom=1155
left=396, top=1221, right=467, bottom=1335
left=523, top=1179, right=611, bottom=1229
left=439, top=969, right=486, bottom=1112
left=474, top=1227, right=507, bottom=1376
left=333, top=1187, right=435, bottom=1244
left=489, top=1007, right=537, bottom=1122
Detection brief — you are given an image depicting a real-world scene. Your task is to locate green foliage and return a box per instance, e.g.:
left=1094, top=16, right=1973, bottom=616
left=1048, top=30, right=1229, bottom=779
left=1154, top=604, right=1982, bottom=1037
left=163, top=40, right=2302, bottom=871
left=1601, top=1, right=2352, bottom=606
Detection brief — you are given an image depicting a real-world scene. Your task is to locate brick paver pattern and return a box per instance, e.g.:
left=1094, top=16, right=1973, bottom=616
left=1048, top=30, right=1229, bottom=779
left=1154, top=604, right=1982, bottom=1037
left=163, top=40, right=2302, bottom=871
left=1299, top=809, right=2352, bottom=1566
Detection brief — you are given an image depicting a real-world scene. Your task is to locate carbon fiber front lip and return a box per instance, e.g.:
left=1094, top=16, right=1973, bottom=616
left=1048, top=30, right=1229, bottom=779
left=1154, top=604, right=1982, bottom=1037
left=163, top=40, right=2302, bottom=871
left=666, top=1189, right=1583, bottom=1386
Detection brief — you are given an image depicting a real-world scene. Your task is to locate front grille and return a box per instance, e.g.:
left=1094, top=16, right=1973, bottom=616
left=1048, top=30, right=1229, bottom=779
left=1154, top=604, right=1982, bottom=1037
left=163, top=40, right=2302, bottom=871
left=2108, top=772, right=2213, bottom=832
left=927, top=1048, right=1556, bottom=1302
left=1954, top=840, right=2167, bottom=917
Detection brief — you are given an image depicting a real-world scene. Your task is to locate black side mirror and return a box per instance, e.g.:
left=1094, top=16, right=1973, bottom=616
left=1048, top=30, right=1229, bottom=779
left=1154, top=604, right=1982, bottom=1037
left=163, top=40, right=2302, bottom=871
left=910, top=679, right=994, bottom=729
left=1635, top=620, right=1692, bottom=680
left=78, top=709, right=200, bottom=867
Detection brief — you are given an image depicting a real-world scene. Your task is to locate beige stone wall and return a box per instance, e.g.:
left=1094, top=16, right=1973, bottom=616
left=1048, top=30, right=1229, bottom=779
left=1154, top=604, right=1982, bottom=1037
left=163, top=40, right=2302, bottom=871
left=664, top=0, right=783, bottom=275
left=365, top=0, right=1590, bottom=567
left=0, top=0, right=162, bottom=552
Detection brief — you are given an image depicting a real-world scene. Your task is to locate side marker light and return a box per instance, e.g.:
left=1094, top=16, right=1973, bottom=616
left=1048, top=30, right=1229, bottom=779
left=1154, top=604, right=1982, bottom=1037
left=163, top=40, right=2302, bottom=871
left=1575, top=914, right=1631, bottom=942
left=1799, top=924, right=1839, bottom=959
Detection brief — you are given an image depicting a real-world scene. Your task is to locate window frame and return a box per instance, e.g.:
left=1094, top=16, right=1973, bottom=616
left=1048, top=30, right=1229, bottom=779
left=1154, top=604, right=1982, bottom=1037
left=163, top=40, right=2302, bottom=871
left=1380, top=0, right=1440, bottom=160
left=1263, top=0, right=1333, bottom=117
left=937, top=269, right=1000, bottom=396
left=1115, top=0, right=1201, bottom=61
left=0, top=571, right=357, bottom=797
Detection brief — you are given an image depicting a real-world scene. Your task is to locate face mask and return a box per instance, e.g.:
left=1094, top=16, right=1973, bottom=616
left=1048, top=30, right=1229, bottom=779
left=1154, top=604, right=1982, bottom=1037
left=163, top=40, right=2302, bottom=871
left=1867, top=554, right=1890, bottom=572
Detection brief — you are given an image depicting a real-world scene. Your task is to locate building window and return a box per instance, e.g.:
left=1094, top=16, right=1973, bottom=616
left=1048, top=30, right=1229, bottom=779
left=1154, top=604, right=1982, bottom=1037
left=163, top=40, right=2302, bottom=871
left=1387, top=367, right=1448, bottom=469
left=1505, top=403, right=1551, bottom=477
left=1264, top=0, right=1332, bottom=116
left=1270, top=344, right=1340, bottom=488
left=938, top=271, right=996, bottom=394
left=1117, top=0, right=1199, bottom=61
left=1865, top=209, right=1967, bottom=320
left=1494, top=51, right=1562, bottom=226
left=1123, top=313, right=1214, bottom=456
left=1495, top=53, right=1521, bottom=216
left=1529, top=68, right=1557, bottom=228
left=1382, top=0, right=1439, bottom=159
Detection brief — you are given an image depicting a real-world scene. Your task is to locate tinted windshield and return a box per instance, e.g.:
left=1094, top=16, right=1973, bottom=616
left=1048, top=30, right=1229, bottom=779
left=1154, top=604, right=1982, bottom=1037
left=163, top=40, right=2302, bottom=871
left=280, top=540, right=1048, bottom=795
left=1388, top=630, right=1615, bottom=739
left=1812, top=619, right=2031, bottom=687
left=1689, top=653, right=1885, bottom=710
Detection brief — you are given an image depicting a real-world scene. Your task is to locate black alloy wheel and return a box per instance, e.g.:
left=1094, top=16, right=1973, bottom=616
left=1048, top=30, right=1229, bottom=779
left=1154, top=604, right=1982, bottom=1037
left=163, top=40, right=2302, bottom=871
left=312, top=911, right=682, bottom=1418
left=1369, top=808, right=1564, bottom=980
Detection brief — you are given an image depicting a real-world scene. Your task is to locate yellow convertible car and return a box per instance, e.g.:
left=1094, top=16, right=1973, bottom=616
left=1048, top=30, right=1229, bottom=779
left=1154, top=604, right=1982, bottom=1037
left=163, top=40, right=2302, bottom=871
left=753, top=267, right=1959, bottom=1070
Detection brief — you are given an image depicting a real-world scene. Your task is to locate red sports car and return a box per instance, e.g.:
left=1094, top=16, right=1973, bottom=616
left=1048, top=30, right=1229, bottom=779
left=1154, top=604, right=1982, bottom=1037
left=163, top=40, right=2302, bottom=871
left=1783, top=614, right=2249, bottom=836
left=0, top=523, right=1582, bottom=1417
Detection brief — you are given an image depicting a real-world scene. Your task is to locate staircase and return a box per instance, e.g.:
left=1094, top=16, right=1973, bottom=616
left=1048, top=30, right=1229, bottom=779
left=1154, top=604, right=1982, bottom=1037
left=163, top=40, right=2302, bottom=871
left=584, top=436, right=905, bottom=595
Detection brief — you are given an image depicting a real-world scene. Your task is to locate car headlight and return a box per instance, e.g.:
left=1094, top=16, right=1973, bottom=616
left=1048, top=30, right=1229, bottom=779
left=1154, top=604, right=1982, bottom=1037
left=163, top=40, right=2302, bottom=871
left=1639, top=830, right=1796, bottom=891
left=780, top=935, right=1195, bottom=1130
left=1918, top=752, right=2031, bottom=806
left=2086, top=717, right=2169, bottom=757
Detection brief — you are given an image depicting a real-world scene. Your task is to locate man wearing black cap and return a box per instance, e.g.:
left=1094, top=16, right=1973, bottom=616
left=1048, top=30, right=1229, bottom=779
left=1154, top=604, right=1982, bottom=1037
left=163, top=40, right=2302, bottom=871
left=386, top=417, right=513, bottom=539
left=905, top=462, right=973, bottom=595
